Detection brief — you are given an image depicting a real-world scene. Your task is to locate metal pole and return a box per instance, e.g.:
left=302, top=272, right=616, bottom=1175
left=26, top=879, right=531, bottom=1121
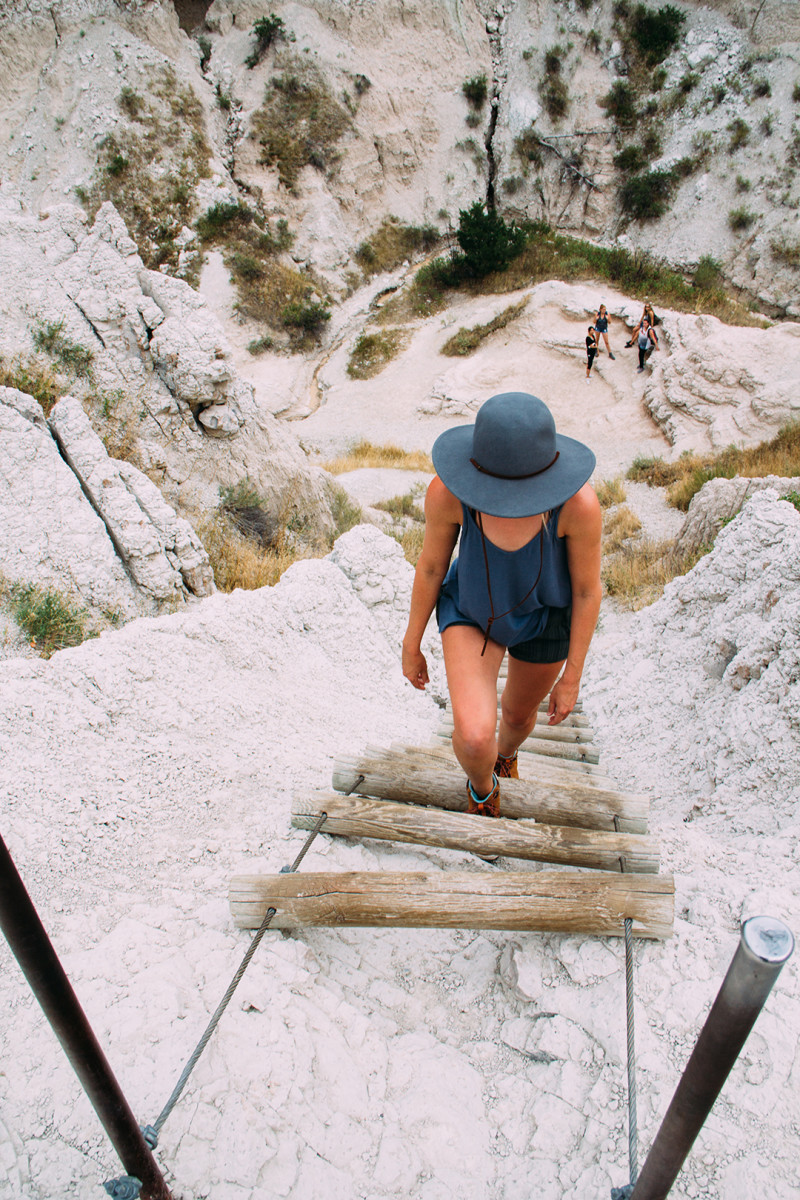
left=0, top=833, right=172, bottom=1200
left=629, top=915, right=794, bottom=1200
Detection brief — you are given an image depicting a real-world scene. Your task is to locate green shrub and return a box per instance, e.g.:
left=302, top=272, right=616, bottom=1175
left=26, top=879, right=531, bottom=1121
left=118, top=86, right=144, bottom=119
left=247, top=335, right=274, bottom=355
left=462, top=74, right=488, bottom=108
left=8, top=582, right=89, bottom=657
left=600, top=81, right=637, bottom=127
left=281, top=299, right=331, bottom=336
left=752, top=78, right=771, bottom=98
left=197, top=35, right=212, bottom=71
left=540, top=75, right=570, bottom=121
left=761, top=114, right=773, bottom=137
left=106, top=153, right=128, bottom=177
left=728, top=118, right=750, bottom=151
left=245, top=14, right=286, bottom=69
left=627, top=3, right=687, bottom=65
left=641, top=128, right=662, bottom=158
left=613, top=145, right=648, bottom=172
left=784, top=491, right=800, bottom=513
left=692, top=255, right=723, bottom=291
left=651, top=66, right=668, bottom=91
left=770, top=236, right=800, bottom=267
left=0, top=356, right=61, bottom=415
left=195, top=200, right=253, bottom=240
left=794, top=82, right=800, bottom=103
left=619, top=169, right=677, bottom=220
left=455, top=202, right=527, bottom=278
left=728, top=206, right=755, bottom=232
left=32, top=319, right=93, bottom=378
left=711, top=84, right=726, bottom=106
left=514, top=125, right=544, bottom=170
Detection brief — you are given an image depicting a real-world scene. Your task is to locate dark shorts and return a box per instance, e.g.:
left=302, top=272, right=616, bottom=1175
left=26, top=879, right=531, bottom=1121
left=438, top=604, right=571, bottom=664
left=508, top=604, right=571, bottom=663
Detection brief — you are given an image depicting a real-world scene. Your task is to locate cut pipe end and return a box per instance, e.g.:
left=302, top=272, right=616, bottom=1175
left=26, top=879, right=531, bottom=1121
left=742, top=915, right=794, bottom=965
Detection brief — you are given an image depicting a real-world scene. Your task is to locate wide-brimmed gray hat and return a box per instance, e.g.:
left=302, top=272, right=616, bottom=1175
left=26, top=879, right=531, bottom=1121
left=432, top=392, right=595, bottom=518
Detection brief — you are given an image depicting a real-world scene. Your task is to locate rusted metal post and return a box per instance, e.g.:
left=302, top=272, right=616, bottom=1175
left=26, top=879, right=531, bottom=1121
left=629, top=915, right=793, bottom=1200
left=0, top=833, right=172, bottom=1200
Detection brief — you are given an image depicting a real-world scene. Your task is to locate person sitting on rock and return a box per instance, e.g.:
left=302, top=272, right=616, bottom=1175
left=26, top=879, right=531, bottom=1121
left=625, top=300, right=659, bottom=347
left=593, top=304, right=614, bottom=358
left=402, top=393, right=602, bottom=818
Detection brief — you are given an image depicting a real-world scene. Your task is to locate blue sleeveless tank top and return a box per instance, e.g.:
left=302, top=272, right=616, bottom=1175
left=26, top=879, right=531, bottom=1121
left=437, top=504, right=571, bottom=647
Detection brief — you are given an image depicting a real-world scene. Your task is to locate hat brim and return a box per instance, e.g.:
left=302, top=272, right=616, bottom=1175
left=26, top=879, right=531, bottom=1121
left=432, top=425, right=596, bottom=517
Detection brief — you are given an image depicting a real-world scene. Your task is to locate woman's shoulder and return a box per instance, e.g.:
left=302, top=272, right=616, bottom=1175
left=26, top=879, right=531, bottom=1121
left=559, top=483, right=602, bottom=533
left=426, top=475, right=463, bottom=523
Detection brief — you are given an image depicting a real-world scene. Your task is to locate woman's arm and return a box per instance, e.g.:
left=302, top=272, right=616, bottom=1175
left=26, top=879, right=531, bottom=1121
left=550, top=483, right=603, bottom=723
left=402, top=477, right=461, bottom=689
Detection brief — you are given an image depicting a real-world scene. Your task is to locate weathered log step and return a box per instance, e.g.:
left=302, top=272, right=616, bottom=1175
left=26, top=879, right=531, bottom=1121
left=332, top=749, right=648, bottom=833
left=229, top=870, right=674, bottom=940
left=438, top=714, right=596, bottom=745
left=292, top=794, right=659, bottom=873
left=386, top=741, right=617, bottom=790
left=434, top=727, right=601, bottom=765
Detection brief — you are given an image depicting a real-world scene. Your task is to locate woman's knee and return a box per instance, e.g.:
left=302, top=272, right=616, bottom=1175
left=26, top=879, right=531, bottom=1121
left=452, top=717, right=496, bottom=760
left=500, top=698, right=537, bottom=733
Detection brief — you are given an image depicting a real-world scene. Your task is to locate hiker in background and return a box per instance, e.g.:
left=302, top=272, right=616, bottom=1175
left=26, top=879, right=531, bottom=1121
left=593, top=304, right=614, bottom=358
left=402, top=393, right=602, bottom=818
left=585, top=325, right=598, bottom=382
left=625, top=300, right=659, bottom=347
left=637, top=318, right=658, bottom=371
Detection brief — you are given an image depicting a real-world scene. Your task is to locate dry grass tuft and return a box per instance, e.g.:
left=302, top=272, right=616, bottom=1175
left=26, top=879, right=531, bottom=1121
left=602, top=537, right=709, bottom=608
left=198, top=513, right=300, bottom=591
left=595, top=476, right=627, bottom=508
left=355, top=217, right=440, bottom=277
left=322, top=441, right=433, bottom=474
left=440, top=299, right=528, bottom=357
left=0, top=355, right=62, bottom=415
left=602, top=504, right=642, bottom=553
left=251, top=55, right=351, bottom=191
left=627, top=423, right=800, bottom=510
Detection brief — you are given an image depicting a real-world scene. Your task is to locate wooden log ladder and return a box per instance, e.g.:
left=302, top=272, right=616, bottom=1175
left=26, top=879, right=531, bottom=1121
left=230, top=663, right=674, bottom=941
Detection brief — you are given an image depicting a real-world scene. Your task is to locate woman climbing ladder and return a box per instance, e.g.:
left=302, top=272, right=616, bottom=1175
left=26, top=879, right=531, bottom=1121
left=402, top=392, right=602, bottom=817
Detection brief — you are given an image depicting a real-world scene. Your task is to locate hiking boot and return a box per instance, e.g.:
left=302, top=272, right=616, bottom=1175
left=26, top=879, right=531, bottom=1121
left=466, top=775, right=501, bottom=818
left=494, top=750, right=519, bottom=779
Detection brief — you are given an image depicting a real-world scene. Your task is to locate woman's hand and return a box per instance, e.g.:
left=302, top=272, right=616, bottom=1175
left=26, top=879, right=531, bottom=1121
left=402, top=644, right=429, bottom=690
left=547, top=673, right=580, bottom=724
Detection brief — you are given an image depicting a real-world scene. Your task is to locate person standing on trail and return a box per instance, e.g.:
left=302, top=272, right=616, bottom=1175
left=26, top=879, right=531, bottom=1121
left=402, top=393, right=602, bottom=818
left=585, top=325, right=598, bottom=381
left=593, top=304, right=615, bottom=358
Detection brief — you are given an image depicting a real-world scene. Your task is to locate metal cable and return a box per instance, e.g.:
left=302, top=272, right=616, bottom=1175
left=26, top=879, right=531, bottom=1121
left=615, top=817, right=639, bottom=1189
left=150, top=803, right=339, bottom=1140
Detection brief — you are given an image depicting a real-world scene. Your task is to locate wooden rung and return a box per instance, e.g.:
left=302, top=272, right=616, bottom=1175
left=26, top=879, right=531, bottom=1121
left=434, top=728, right=600, bottom=765
left=229, top=870, right=674, bottom=939
left=439, top=715, right=596, bottom=745
left=292, top=793, right=659, bottom=873
left=332, top=752, right=648, bottom=833
left=380, top=742, right=616, bottom=788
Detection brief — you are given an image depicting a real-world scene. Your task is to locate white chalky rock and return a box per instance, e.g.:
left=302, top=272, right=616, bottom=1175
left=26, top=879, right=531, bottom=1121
left=641, top=315, right=800, bottom=452
left=0, top=386, right=145, bottom=616
left=48, top=396, right=213, bottom=600
left=584, top=490, right=800, bottom=828
left=676, top=474, right=800, bottom=553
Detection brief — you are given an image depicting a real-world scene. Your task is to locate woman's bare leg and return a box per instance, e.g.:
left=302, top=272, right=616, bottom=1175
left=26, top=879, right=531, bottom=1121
left=497, top=657, right=566, bottom=759
left=441, top=625, right=505, bottom=796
